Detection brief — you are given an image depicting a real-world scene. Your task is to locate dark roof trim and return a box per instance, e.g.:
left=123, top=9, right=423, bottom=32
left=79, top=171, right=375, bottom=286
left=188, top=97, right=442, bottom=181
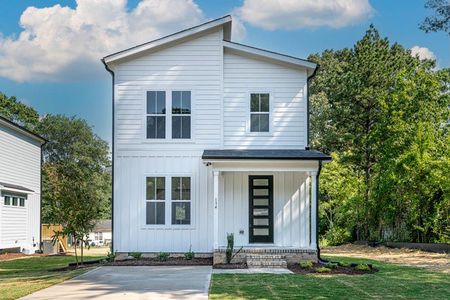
left=0, top=181, right=34, bottom=193
left=103, top=15, right=232, bottom=63
left=0, top=116, right=47, bottom=144
left=202, top=149, right=331, bottom=160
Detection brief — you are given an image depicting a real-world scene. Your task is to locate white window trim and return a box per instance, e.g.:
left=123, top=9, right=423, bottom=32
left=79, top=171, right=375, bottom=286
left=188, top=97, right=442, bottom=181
left=2, top=194, right=26, bottom=208
left=141, top=87, right=196, bottom=144
left=246, top=91, right=274, bottom=136
left=142, top=173, right=195, bottom=230
left=144, top=176, right=166, bottom=226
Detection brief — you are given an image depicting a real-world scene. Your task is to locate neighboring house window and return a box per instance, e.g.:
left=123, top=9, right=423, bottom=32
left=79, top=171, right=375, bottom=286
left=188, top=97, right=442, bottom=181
left=172, top=91, right=191, bottom=139
left=171, top=177, right=191, bottom=225
left=250, top=93, right=270, bottom=132
left=95, top=232, right=103, bottom=240
left=146, top=91, right=166, bottom=139
left=3, top=195, right=26, bottom=207
left=146, top=177, right=165, bottom=225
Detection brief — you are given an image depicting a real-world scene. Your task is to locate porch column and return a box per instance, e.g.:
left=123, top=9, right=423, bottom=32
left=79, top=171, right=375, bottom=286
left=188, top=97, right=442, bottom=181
left=213, top=170, right=220, bottom=250
left=310, top=171, right=318, bottom=249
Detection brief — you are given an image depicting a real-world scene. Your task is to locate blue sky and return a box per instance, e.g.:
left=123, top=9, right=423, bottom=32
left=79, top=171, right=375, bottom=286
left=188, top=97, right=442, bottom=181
left=0, top=0, right=448, bottom=146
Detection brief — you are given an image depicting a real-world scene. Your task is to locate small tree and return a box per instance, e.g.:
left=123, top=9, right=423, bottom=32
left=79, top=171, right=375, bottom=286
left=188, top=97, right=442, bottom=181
left=37, top=115, right=110, bottom=265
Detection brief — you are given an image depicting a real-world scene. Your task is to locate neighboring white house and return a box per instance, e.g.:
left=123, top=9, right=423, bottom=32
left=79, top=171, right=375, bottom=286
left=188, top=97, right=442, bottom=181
left=89, top=219, right=112, bottom=246
left=102, top=15, right=330, bottom=264
left=0, top=116, right=46, bottom=254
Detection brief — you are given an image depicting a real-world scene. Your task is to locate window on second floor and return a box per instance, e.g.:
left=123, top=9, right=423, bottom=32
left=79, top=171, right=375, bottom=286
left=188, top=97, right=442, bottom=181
left=250, top=93, right=270, bottom=132
left=146, top=91, right=166, bottom=139
left=172, top=91, right=191, bottom=139
left=145, top=90, right=192, bottom=140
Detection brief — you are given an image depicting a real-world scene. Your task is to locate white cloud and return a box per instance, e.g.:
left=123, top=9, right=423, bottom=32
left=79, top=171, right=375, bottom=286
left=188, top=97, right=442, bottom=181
left=410, top=46, right=436, bottom=61
left=0, top=0, right=205, bottom=82
left=235, top=0, right=374, bottom=30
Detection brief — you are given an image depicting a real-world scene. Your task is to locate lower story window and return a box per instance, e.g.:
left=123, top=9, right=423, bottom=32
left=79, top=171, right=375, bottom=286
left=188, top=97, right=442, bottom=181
left=3, top=194, right=26, bottom=207
left=146, top=177, right=165, bottom=225
left=171, top=177, right=191, bottom=225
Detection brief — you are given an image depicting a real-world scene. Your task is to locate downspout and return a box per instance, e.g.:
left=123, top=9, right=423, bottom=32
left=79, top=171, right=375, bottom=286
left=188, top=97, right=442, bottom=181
left=316, top=160, right=328, bottom=263
left=306, top=64, right=319, bottom=150
left=101, top=58, right=115, bottom=253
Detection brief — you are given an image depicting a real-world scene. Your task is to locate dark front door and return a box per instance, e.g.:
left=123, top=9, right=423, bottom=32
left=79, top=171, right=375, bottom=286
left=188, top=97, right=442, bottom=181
left=249, top=175, right=273, bottom=243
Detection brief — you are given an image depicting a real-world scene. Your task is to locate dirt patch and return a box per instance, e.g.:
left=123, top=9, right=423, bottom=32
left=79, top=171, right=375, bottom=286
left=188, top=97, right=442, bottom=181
left=108, top=257, right=213, bottom=266
left=288, top=263, right=377, bottom=275
left=213, top=263, right=248, bottom=269
left=322, top=244, right=450, bottom=273
left=0, top=253, right=47, bottom=261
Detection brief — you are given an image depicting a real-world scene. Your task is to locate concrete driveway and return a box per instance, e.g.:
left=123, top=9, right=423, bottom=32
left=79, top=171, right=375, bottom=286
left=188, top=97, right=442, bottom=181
left=22, top=266, right=212, bottom=300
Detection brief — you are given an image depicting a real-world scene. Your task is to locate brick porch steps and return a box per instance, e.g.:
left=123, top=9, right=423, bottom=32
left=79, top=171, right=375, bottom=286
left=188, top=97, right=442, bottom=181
left=246, top=254, right=288, bottom=268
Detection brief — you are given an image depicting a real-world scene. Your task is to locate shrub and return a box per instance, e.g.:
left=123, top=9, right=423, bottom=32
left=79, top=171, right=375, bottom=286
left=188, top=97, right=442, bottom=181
left=226, top=233, right=234, bottom=264
left=326, top=263, right=338, bottom=269
left=129, top=252, right=142, bottom=260
left=158, top=252, right=169, bottom=262
left=339, top=261, right=351, bottom=268
left=106, top=249, right=116, bottom=262
left=315, top=266, right=332, bottom=273
left=184, top=246, right=195, bottom=260
left=299, top=260, right=313, bottom=269
left=323, top=227, right=351, bottom=246
left=355, top=263, right=371, bottom=271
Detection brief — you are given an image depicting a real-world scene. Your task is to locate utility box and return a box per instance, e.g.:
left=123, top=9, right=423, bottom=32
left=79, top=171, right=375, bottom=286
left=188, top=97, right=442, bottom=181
left=42, top=240, right=58, bottom=254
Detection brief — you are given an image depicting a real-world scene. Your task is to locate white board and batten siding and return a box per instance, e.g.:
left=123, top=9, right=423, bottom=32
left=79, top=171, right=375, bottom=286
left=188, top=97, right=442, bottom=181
left=0, top=123, right=42, bottom=253
left=110, top=25, right=316, bottom=253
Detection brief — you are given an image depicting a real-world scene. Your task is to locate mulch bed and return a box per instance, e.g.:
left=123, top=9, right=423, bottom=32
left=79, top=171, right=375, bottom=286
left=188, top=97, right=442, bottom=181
left=213, top=262, right=248, bottom=269
left=288, top=263, right=378, bottom=275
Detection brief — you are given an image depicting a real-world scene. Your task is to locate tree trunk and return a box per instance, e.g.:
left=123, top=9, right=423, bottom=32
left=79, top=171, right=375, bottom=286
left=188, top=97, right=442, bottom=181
left=81, top=238, right=84, bottom=265
left=74, top=235, right=79, bottom=266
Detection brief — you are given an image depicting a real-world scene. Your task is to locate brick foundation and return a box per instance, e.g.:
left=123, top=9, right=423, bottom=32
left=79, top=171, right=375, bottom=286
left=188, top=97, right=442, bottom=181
left=213, top=248, right=317, bottom=265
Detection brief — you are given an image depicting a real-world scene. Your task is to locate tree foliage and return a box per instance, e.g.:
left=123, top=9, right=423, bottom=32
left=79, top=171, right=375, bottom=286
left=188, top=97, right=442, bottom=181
left=36, top=115, right=111, bottom=263
left=0, top=92, right=39, bottom=129
left=420, top=0, right=450, bottom=34
left=310, top=26, right=450, bottom=244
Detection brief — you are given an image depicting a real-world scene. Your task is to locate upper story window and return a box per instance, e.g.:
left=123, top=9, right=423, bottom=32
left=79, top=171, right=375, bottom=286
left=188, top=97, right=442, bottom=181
left=145, top=90, right=192, bottom=140
left=250, top=93, right=270, bottom=132
left=146, top=91, right=166, bottom=139
left=172, top=91, right=191, bottom=139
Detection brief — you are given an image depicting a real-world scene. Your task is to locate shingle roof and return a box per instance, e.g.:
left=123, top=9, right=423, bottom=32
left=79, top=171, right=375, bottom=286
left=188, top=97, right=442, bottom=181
left=93, top=220, right=111, bottom=232
left=202, top=149, right=331, bottom=160
left=0, top=181, right=34, bottom=193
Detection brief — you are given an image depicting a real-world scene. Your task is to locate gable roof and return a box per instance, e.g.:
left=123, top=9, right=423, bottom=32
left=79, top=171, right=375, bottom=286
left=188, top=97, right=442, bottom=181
left=93, top=219, right=112, bottom=232
left=102, top=15, right=232, bottom=64
left=0, top=116, right=47, bottom=145
left=102, top=15, right=317, bottom=72
left=223, top=41, right=317, bottom=72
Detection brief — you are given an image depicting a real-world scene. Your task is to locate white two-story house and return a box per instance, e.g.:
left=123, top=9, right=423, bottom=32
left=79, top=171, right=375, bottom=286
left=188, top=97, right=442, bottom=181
left=0, top=116, right=45, bottom=254
left=102, top=15, right=330, bottom=264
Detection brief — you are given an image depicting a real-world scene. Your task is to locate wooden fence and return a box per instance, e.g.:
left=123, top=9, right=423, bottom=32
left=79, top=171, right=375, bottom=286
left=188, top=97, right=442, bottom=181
left=42, top=224, right=68, bottom=253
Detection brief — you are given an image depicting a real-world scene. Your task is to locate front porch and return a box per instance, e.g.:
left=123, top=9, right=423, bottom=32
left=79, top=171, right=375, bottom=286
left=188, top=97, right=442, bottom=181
left=202, top=149, right=330, bottom=265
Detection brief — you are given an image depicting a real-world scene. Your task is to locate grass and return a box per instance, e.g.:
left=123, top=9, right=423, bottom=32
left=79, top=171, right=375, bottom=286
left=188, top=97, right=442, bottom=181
left=0, top=254, right=104, bottom=300
left=210, top=256, right=450, bottom=299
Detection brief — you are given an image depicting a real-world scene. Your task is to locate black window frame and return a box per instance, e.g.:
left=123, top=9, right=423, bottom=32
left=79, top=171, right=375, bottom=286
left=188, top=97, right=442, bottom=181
left=146, top=91, right=166, bottom=139
left=171, top=91, right=191, bottom=139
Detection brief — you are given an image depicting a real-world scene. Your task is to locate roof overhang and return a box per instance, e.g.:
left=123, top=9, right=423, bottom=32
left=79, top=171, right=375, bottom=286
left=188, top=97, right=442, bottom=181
left=202, top=149, right=331, bottom=172
left=0, top=116, right=46, bottom=145
left=223, top=41, right=317, bottom=73
left=0, top=182, right=34, bottom=194
left=103, top=15, right=232, bottom=65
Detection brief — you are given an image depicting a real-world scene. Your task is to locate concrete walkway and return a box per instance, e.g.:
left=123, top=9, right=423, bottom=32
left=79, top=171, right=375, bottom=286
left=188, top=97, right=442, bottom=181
left=22, top=266, right=212, bottom=300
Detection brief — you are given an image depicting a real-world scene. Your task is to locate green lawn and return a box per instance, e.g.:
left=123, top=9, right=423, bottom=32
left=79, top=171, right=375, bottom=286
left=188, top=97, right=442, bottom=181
left=0, top=255, right=104, bottom=300
left=210, top=256, right=450, bottom=299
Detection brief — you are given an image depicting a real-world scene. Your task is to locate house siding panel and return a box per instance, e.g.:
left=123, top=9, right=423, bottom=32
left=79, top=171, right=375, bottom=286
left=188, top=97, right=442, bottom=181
left=223, top=50, right=308, bottom=149
left=0, top=124, right=41, bottom=253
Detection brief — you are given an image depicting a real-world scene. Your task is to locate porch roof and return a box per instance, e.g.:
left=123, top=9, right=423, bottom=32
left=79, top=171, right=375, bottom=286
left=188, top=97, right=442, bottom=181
left=202, top=149, right=331, bottom=161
